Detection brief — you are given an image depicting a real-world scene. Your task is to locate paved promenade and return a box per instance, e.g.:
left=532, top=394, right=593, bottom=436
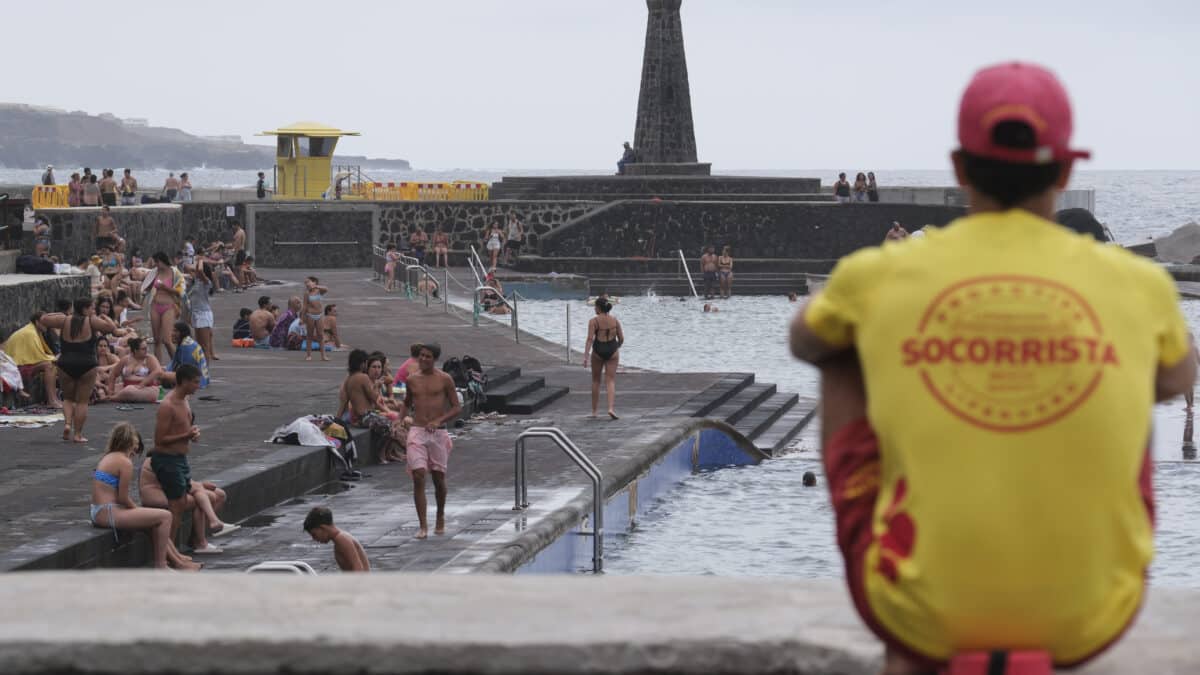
left=1, top=267, right=731, bottom=571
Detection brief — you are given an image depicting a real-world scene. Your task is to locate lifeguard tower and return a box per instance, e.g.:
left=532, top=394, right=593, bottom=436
left=258, top=122, right=360, bottom=200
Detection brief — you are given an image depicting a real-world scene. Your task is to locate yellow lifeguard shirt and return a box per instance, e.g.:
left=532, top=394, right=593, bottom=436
left=805, top=209, right=1191, bottom=662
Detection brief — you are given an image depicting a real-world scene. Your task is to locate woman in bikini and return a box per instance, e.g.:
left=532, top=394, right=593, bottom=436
left=146, top=252, right=183, bottom=363
left=717, top=246, right=734, bottom=299
left=90, top=422, right=174, bottom=569
left=92, top=338, right=121, bottom=402
left=303, top=276, right=330, bottom=362
left=582, top=297, right=624, bottom=420
left=42, top=298, right=118, bottom=443
left=107, top=337, right=164, bottom=403
left=432, top=227, right=450, bottom=268
left=383, top=243, right=401, bottom=292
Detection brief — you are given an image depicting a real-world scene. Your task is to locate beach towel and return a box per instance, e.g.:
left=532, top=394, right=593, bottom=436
left=167, top=336, right=210, bottom=387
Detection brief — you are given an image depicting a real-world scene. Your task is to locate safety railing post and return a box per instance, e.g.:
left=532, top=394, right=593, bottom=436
left=473, top=293, right=479, bottom=327
left=566, top=303, right=571, bottom=364
left=512, top=428, right=603, bottom=573
left=424, top=269, right=430, bottom=308
left=513, top=293, right=519, bottom=343
left=444, top=269, right=449, bottom=313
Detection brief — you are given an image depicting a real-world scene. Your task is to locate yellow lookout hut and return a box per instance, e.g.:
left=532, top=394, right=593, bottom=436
left=258, top=122, right=359, bottom=200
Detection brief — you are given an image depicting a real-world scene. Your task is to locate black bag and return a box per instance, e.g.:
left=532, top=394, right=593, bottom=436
left=442, top=357, right=467, bottom=388
left=462, top=355, right=484, bottom=380
left=16, top=255, right=54, bottom=274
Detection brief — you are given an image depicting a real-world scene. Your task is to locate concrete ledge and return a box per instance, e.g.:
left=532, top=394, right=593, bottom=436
left=0, top=573, right=1189, bottom=674
left=0, top=428, right=372, bottom=571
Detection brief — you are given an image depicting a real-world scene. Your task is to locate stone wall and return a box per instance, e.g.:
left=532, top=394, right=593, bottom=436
left=26, top=205, right=182, bottom=263
left=538, top=201, right=967, bottom=259
left=489, top=175, right=821, bottom=199
left=180, top=202, right=246, bottom=247
left=246, top=203, right=376, bottom=268
left=375, top=201, right=601, bottom=251
left=0, top=275, right=91, bottom=343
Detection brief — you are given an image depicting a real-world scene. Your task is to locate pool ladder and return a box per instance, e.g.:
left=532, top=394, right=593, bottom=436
left=513, top=427, right=604, bottom=573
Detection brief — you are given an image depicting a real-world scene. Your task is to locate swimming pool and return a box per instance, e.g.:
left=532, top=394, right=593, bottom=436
left=469, top=294, right=1200, bottom=587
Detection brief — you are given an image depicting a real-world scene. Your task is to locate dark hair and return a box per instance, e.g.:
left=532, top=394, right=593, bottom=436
left=594, top=298, right=613, bottom=314
left=173, top=321, right=192, bottom=339
left=366, top=355, right=384, bottom=372
left=303, top=506, right=333, bottom=532
left=96, top=294, right=115, bottom=319
left=151, top=251, right=171, bottom=267
left=348, top=348, right=370, bottom=374
left=29, top=311, right=45, bottom=325
left=258, top=295, right=271, bottom=308
left=68, top=298, right=92, bottom=339
left=410, top=343, right=423, bottom=357
left=802, top=471, right=817, bottom=487
left=116, top=289, right=130, bottom=304
left=128, top=337, right=144, bottom=352
left=959, top=121, right=1062, bottom=207
left=55, top=298, right=72, bottom=313
left=324, top=303, right=336, bottom=315
left=174, top=363, right=201, bottom=384
left=239, top=308, right=252, bottom=318
left=419, top=342, right=441, bottom=359
left=386, top=243, right=396, bottom=250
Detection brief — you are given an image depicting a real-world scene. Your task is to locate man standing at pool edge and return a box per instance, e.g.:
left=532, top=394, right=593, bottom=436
left=790, top=62, right=1196, bottom=673
left=400, top=343, right=461, bottom=540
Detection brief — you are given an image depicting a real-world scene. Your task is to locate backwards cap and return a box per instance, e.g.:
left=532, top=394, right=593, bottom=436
left=958, top=62, right=1090, bottom=164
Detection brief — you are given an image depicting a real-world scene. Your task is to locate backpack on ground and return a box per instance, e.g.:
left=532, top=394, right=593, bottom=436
left=16, top=255, right=54, bottom=275
left=461, top=355, right=487, bottom=408
left=442, top=357, right=466, bottom=388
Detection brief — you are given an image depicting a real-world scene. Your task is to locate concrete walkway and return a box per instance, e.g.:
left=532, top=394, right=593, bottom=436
left=0, top=267, right=731, bottom=571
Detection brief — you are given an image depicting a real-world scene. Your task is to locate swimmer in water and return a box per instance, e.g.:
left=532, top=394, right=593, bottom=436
left=703, top=303, right=719, bottom=313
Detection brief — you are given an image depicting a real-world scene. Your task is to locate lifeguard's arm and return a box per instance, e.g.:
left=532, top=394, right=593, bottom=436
left=1155, top=338, right=1197, bottom=403
left=789, top=298, right=852, bottom=365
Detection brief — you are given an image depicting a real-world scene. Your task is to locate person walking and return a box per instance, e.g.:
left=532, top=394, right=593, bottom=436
left=833, top=173, right=851, bottom=204
left=852, top=172, right=868, bottom=202
left=503, top=213, right=524, bottom=266
left=399, top=343, right=462, bottom=539
left=789, top=61, right=1194, bottom=673
left=188, top=259, right=218, bottom=361
left=42, top=298, right=118, bottom=443
left=255, top=171, right=270, bottom=200
left=582, top=297, right=623, bottom=420
left=867, top=171, right=880, bottom=202
left=485, top=222, right=503, bottom=269
left=146, top=252, right=184, bottom=363
left=303, top=276, right=330, bottom=362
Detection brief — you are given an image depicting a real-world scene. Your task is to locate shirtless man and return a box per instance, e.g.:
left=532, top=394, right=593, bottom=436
left=151, top=364, right=204, bottom=566
left=884, top=221, right=910, bottom=242
left=230, top=222, right=247, bottom=282
left=338, top=349, right=377, bottom=425
left=99, top=169, right=118, bottom=207
left=408, top=226, right=429, bottom=265
left=699, top=246, right=718, bottom=299
left=162, top=173, right=180, bottom=201
left=249, top=295, right=275, bottom=348
left=303, top=506, right=370, bottom=572
left=120, top=169, right=138, bottom=206
left=399, top=343, right=462, bottom=539
left=95, top=206, right=124, bottom=252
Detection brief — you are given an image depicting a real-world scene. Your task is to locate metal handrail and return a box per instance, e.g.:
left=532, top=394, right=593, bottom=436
left=246, top=561, right=318, bottom=575
left=678, top=249, right=699, bottom=299
left=513, top=427, right=603, bottom=573
left=467, top=245, right=485, bottom=287
left=470, top=244, right=488, bottom=278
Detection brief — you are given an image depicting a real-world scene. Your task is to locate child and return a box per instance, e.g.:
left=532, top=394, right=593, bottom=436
left=303, top=507, right=369, bottom=572
left=232, top=308, right=252, bottom=341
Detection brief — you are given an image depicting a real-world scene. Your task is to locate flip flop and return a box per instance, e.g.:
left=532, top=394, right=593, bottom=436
left=210, top=524, right=241, bottom=538
left=191, top=543, right=224, bottom=555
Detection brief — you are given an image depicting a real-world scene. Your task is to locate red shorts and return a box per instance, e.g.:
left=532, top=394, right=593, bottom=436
left=824, top=418, right=1153, bottom=668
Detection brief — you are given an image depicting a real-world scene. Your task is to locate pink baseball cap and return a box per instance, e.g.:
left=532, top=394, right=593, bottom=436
left=958, top=62, right=1091, bottom=164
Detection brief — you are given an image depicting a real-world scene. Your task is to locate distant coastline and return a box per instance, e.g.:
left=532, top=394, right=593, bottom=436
left=0, top=103, right=410, bottom=171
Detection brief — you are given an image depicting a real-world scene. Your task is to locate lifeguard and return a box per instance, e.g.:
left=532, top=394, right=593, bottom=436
left=789, top=62, right=1196, bottom=672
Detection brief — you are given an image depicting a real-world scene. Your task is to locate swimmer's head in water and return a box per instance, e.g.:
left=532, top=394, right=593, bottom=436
left=788, top=292, right=798, bottom=302
left=703, top=303, right=711, bottom=312
left=802, top=471, right=817, bottom=487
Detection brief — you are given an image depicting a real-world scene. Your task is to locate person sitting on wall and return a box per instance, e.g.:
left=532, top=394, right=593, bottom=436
left=617, top=141, right=638, bottom=175
left=2, top=312, right=62, bottom=408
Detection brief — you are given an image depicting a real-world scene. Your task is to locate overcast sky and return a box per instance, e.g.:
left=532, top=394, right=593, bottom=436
left=8, top=1, right=1197, bottom=170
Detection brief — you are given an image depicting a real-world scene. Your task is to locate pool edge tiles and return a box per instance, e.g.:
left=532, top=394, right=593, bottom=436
left=502, top=421, right=767, bottom=574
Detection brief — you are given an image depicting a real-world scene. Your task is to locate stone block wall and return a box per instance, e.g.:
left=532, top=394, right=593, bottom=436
left=490, top=176, right=820, bottom=199
left=248, top=206, right=375, bottom=268
left=180, top=202, right=246, bottom=247
left=538, top=201, right=967, bottom=260
left=376, top=201, right=601, bottom=251
left=27, top=205, right=182, bottom=263
left=0, top=275, right=91, bottom=343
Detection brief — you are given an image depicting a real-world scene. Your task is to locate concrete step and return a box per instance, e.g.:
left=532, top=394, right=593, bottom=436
left=752, top=402, right=818, bottom=457
left=708, top=383, right=776, bottom=426
left=505, top=386, right=570, bottom=415
left=483, top=366, right=522, bottom=390
left=482, top=376, right=545, bottom=412
left=733, top=392, right=798, bottom=442
left=673, top=374, right=755, bottom=417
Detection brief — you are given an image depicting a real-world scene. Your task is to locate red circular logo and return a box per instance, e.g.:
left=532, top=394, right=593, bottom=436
left=901, top=275, right=1117, bottom=432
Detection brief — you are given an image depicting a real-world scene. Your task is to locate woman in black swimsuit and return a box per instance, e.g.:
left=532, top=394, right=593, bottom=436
left=41, top=298, right=118, bottom=443
left=583, top=297, right=624, bottom=420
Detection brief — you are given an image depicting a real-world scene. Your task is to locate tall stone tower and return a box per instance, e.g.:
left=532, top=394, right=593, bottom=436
left=629, top=0, right=710, bottom=175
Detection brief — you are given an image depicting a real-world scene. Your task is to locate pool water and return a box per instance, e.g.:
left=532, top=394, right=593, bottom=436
left=472, top=294, right=1200, bottom=587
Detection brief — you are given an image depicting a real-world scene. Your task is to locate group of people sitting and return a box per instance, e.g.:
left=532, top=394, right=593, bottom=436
left=230, top=283, right=347, bottom=359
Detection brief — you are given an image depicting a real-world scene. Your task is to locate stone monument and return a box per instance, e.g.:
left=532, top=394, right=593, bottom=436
left=626, top=0, right=711, bottom=176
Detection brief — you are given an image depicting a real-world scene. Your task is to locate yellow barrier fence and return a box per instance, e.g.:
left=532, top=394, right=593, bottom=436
left=32, top=185, right=71, bottom=209
left=350, top=179, right=490, bottom=202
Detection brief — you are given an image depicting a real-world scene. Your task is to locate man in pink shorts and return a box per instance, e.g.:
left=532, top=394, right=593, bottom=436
left=400, top=343, right=462, bottom=539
